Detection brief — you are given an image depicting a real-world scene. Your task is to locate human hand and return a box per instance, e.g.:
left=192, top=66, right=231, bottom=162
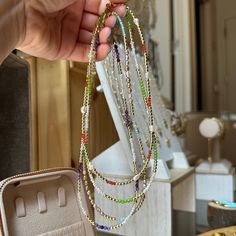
left=17, top=0, right=127, bottom=62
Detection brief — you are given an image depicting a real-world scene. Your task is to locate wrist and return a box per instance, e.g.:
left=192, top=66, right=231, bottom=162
left=0, top=0, right=26, bottom=63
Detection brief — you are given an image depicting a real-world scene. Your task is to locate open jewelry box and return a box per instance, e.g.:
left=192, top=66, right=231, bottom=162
left=0, top=168, right=95, bottom=236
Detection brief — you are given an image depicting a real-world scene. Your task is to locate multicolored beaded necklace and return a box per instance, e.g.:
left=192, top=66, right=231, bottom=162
left=77, top=4, right=158, bottom=231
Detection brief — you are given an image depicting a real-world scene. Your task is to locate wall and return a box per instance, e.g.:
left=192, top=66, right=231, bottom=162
left=151, top=0, right=194, bottom=113
left=173, top=0, right=193, bottom=113
left=150, top=0, right=172, bottom=103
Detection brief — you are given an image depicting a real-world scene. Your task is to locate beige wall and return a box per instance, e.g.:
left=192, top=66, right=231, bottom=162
left=151, top=0, right=195, bottom=113
left=150, top=0, right=172, bottom=103
left=173, top=0, right=193, bottom=113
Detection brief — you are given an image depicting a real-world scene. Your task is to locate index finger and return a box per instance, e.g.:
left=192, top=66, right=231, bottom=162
left=84, top=0, right=128, bottom=15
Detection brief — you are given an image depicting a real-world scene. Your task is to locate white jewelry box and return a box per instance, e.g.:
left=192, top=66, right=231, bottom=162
left=0, top=168, right=95, bottom=236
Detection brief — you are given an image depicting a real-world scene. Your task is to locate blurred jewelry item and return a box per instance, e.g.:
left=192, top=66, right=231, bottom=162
left=140, top=60, right=171, bottom=147
left=199, top=118, right=224, bottom=139
left=170, top=112, right=186, bottom=136
left=208, top=200, right=236, bottom=229
left=212, top=233, right=226, bottom=236
left=199, top=117, right=225, bottom=163
left=210, top=200, right=236, bottom=209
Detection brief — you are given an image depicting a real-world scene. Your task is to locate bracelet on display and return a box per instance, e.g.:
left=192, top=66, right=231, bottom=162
left=211, top=200, right=236, bottom=209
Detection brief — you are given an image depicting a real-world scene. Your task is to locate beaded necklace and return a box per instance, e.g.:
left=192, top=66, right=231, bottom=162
left=106, top=48, right=164, bottom=150
left=137, top=56, right=172, bottom=147
left=78, top=4, right=158, bottom=231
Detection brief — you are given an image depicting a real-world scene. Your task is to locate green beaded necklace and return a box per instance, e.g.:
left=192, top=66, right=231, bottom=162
left=77, top=4, right=158, bottom=231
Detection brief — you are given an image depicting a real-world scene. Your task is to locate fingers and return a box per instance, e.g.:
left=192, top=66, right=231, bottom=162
left=105, top=15, right=117, bottom=27
left=84, top=0, right=127, bottom=15
left=40, top=0, right=127, bottom=15
left=69, top=0, right=128, bottom=62
left=110, top=0, right=128, bottom=2
left=99, top=27, right=111, bottom=44
left=69, top=26, right=113, bottom=61
left=80, top=13, right=98, bottom=32
left=79, top=26, right=112, bottom=45
left=112, top=5, right=127, bottom=17
left=97, top=44, right=111, bottom=61
left=67, top=43, right=91, bottom=62
left=77, top=28, right=112, bottom=60
left=67, top=43, right=110, bottom=62
left=81, top=13, right=116, bottom=32
left=79, top=16, right=114, bottom=44
left=78, top=29, right=93, bottom=44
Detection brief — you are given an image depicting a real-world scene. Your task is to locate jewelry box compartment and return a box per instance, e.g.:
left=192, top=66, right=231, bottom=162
left=0, top=169, right=94, bottom=236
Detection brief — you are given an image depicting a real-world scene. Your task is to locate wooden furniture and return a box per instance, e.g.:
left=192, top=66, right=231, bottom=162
left=23, top=56, right=118, bottom=171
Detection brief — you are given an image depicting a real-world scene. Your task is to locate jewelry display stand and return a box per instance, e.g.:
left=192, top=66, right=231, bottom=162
left=197, top=118, right=232, bottom=174
left=196, top=118, right=235, bottom=229
left=92, top=55, right=195, bottom=235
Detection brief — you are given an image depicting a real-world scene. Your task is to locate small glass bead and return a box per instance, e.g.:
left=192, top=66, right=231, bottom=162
left=81, top=106, right=86, bottom=114
left=88, top=163, right=94, bottom=171
left=119, top=217, right=126, bottom=223
left=133, top=175, right=139, bottom=181
left=149, top=125, right=154, bottom=132
left=134, top=18, right=139, bottom=25
left=135, top=180, right=140, bottom=191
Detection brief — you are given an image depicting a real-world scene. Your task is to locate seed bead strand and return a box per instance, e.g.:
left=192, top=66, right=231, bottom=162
left=126, top=13, right=151, bottom=185
left=112, top=14, right=139, bottom=176
left=78, top=5, right=159, bottom=231
left=110, top=43, right=148, bottom=185
left=80, top=8, right=109, bottom=161
left=126, top=11, right=148, bottom=113
left=108, top=46, right=149, bottom=167
left=80, top=20, right=155, bottom=186
left=113, top=15, right=139, bottom=176
left=82, top=156, right=146, bottom=222
left=83, top=137, right=158, bottom=203
left=126, top=13, right=150, bottom=184
left=105, top=51, right=148, bottom=165
left=78, top=143, right=158, bottom=230
left=127, top=9, right=157, bottom=157
left=79, top=151, right=140, bottom=231
left=115, top=14, right=135, bottom=118
left=88, top=24, right=153, bottom=185
left=87, top=75, right=151, bottom=187
left=77, top=143, right=158, bottom=231
left=113, top=42, right=138, bottom=176
left=83, top=19, right=153, bottom=186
